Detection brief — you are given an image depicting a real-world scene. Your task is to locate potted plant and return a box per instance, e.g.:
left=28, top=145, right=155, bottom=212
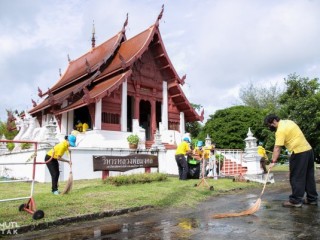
left=127, top=134, right=139, bottom=149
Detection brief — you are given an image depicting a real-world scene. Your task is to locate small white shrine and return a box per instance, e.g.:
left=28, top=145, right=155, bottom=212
left=243, top=128, right=274, bottom=184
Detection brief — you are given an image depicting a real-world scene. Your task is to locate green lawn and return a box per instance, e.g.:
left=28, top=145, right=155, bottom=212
left=273, top=164, right=289, bottom=172
left=0, top=174, right=265, bottom=228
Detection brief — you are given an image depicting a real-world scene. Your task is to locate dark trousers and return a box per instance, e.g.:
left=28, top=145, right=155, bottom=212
left=260, top=157, right=267, bottom=173
left=289, top=149, right=318, bottom=204
left=175, top=154, right=189, bottom=180
left=45, top=154, right=60, bottom=192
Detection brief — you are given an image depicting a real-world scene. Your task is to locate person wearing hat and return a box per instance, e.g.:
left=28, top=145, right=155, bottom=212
left=44, top=135, right=75, bottom=195
left=193, top=141, right=205, bottom=178
left=175, top=137, right=192, bottom=180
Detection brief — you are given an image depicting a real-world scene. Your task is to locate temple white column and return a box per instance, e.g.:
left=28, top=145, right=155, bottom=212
left=179, top=112, right=185, bottom=136
left=161, top=81, right=168, bottom=130
left=94, top=99, right=102, bottom=130
left=121, top=79, right=128, bottom=132
left=67, top=111, right=74, bottom=133
left=60, top=100, right=69, bottom=135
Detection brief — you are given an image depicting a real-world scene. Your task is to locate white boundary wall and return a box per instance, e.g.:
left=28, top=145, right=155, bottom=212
left=0, top=147, right=178, bottom=183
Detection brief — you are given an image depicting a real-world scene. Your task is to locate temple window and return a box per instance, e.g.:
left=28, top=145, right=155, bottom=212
left=102, top=112, right=120, bottom=124
left=168, top=121, right=179, bottom=131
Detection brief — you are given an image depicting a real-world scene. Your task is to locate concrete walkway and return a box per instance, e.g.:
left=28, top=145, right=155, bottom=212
left=8, top=170, right=320, bottom=240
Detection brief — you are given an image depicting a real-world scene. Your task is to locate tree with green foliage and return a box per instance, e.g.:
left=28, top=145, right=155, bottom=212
left=239, top=82, right=283, bottom=113
left=0, top=110, right=18, bottom=151
left=199, top=106, right=265, bottom=149
left=277, top=73, right=320, bottom=162
left=186, top=103, right=203, bottom=140
left=0, top=119, right=17, bottom=140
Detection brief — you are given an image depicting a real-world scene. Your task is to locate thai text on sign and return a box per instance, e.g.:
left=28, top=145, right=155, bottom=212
left=93, top=154, right=158, bottom=172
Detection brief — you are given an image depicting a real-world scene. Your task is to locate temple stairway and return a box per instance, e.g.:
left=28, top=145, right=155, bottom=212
left=220, top=159, right=247, bottom=177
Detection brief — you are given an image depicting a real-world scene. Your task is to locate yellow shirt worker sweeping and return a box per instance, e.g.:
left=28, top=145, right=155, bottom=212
left=265, top=114, right=318, bottom=208
left=44, top=135, right=75, bottom=195
left=175, top=137, right=192, bottom=180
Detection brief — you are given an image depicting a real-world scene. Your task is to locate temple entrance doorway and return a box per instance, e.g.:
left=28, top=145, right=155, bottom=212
left=74, top=107, right=92, bottom=131
left=156, top=101, right=162, bottom=130
left=127, top=96, right=133, bottom=132
left=139, top=100, right=151, bottom=140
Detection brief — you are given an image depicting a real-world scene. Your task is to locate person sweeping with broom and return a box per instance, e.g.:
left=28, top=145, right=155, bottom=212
left=44, top=135, right=76, bottom=195
left=212, top=114, right=317, bottom=219
left=265, top=114, right=318, bottom=207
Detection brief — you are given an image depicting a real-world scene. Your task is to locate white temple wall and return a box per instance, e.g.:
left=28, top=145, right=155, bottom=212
left=0, top=147, right=178, bottom=183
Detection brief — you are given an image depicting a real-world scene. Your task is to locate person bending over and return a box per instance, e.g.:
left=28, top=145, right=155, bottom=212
left=265, top=114, right=318, bottom=207
left=44, top=135, right=75, bottom=194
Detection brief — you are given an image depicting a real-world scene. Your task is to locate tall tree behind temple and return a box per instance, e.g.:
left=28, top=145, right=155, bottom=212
left=186, top=103, right=203, bottom=139
left=239, top=82, right=283, bottom=113
left=278, top=73, right=320, bottom=162
left=199, top=106, right=265, bottom=149
left=0, top=110, right=18, bottom=140
left=239, top=81, right=284, bottom=152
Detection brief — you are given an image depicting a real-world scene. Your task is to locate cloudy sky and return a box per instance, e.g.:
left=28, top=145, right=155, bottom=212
left=1, top=0, right=320, bottom=122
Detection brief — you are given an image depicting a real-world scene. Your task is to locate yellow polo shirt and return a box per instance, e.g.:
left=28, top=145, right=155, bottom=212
left=275, top=120, right=311, bottom=154
left=203, top=145, right=214, bottom=159
left=257, top=146, right=268, bottom=159
left=193, top=147, right=204, bottom=160
left=82, top=123, right=89, bottom=132
left=47, top=140, right=69, bottom=159
left=175, top=141, right=190, bottom=155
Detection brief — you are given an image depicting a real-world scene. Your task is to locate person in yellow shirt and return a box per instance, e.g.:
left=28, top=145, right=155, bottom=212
left=76, top=120, right=83, bottom=132
left=193, top=141, right=205, bottom=178
left=82, top=122, right=89, bottom=132
left=265, top=114, right=318, bottom=208
left=257, top=143, right=268, bottom=174
left=175, top=137, right=192, bottom=180
left=44, top=135, right=75, bottom=195
left=203, top=143, right=215, bottom=177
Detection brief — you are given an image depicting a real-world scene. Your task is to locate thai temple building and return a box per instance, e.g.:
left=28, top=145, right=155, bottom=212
left=28, top=7, right=203, bottom=149
left=0, top=7, right=270, bottom=184
left=0, top=7, right=205, bottom=182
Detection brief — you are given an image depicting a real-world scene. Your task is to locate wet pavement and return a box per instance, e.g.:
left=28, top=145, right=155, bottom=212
left=8, top=171, right=320, bottom=240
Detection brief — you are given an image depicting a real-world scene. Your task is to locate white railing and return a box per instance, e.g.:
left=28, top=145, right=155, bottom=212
left=215, top=149, right=245, bottom=177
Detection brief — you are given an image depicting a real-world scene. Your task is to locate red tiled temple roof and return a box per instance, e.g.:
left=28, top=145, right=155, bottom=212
left=48, top=31, right=125, bottom=94
left=29, top=18, right=202, bottom=122
left=54, top=70, right=132, bottom=115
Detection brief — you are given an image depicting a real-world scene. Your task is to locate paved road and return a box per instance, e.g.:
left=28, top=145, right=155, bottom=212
left=8, top=171, right=320, bottom=240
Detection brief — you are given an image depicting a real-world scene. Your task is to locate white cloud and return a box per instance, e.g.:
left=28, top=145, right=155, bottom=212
left=1, top=0, right=320, bottom=123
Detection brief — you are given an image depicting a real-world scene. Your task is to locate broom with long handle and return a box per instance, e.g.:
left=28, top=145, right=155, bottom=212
left=212, top=168, right=271, bottom=219
left=62, top=151, right=73, bottom=194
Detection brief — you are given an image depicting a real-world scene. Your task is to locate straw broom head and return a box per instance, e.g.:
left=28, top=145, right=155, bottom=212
left=212, top=168, right=271, bottom=219
left=212, top=198, right=261, bottom=219
left=62, top=151, right=73, bottom=194
left=62, top=170, right=73, bottom=194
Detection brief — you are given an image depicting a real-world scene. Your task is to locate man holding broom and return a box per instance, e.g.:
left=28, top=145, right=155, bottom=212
left=265, top=114, right=318, bottom=207
left=44, top=135, right=75, bottom=195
